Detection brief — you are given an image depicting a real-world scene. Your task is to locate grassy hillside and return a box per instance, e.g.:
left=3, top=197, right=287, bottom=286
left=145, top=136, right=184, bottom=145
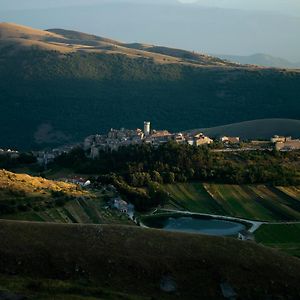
left=0, top=169, right=90, bottom=200
left=0, top=23, right=300, bottom=149
left=1, top=220, right=300, bottom=299
left=255, top=223, right=300, bottom=257
left=0, top=169, right=131, bottom=225
left=191, top=118, right=300, bottom=139
left=0, top=274, right=146, bottom=300
left=164, top=182, right=300, bottom=221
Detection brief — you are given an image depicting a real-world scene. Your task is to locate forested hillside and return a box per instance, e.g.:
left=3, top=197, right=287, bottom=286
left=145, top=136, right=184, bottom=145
left=1, top=23, right=300, bottom=149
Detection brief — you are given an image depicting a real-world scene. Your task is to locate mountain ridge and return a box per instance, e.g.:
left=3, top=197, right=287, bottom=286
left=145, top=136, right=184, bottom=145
left=0, top=22, right=237, bottom=67
left=216, top=53, right=300, bottom=69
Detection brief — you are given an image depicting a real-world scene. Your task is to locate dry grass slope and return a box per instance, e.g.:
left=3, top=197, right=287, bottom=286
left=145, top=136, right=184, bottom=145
left=0, top=169, right=90, bottom=199
left=0, top=22, right=245, bottom=67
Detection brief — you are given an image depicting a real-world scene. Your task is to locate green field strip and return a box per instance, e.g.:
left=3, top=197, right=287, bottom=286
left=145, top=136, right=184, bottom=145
left=203, top=184, right=234, bottom=216
left=229, top=185, right=273, bottom=220
left=193, top=183, right=226, bottom=214
left=2, top=211, right=45, bottom=222
left=36, top=211, right=56, bottom=222
left=241, top=186, right=288, bottom=221
left=247, top=186, right=293, bottom=221
left=65, top=200, right=91, bottom=223
left=62, top=207, right=78, bottom=223
left=269, top=187, right=300, bottom=216
left=277, top=186, right=300, bottom=201
left=78, top=198, right=102, bottom=224
left=47, top=208, right=68, bottom=223
left=175, top=183, right=217, bottom=212
left=56, top=208, right=72, bottom=223
left=165, top=183, right=225, bottom=214
left=85, top=200, right=105, bottom=222
left=251, top=186, right=300, bottom=221
left=213, top=185, right=253, bottom=218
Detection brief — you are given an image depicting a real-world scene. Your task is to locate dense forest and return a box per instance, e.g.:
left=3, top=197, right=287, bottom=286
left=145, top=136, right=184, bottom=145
left=54, top=143, right=299, bottom=210
left=1, top=47, right=300, bottom=149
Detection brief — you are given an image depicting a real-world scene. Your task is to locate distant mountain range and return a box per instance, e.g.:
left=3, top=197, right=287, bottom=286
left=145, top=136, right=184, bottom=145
left=216, top=53, right=300, bottom=69
left=0, top=23, right=300, bottom=149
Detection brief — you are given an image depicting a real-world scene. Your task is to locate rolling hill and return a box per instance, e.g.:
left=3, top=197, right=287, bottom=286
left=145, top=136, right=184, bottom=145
left=1, top=220, right=300, bottom=299
left=1, top=23, right=300, bottom=149
left=191, top=119, right=300, bottom=139
left=216, top=53, right=300, bottom=69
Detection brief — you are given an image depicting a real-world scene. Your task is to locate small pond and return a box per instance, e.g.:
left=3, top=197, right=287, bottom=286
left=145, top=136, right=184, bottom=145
left=143, top=215, right=246, bottom=236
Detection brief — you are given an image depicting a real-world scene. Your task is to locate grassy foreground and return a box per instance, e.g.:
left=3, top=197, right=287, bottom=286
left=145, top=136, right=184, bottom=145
left=0, top=274, right=145, bottom=300
left=1, top=220, right=300, bottom=299
left=164, top=183, right=300, bottom=221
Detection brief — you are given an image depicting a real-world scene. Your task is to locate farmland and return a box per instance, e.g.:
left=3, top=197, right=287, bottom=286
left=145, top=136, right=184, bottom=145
left=2, top=197, right=132, bottom=225
left=164, top=183, right=300, bottom=221
left=255, top=223, right=300, bottom=257
left=0, top=170, right=132, bottom=225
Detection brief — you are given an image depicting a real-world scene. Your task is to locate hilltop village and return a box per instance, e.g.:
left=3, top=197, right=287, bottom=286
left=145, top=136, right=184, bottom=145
left=2, top=122, right=300, bottom=164
left=83, top=121, right=300, bottom=159
left=83, top=122, right=214, bottom=158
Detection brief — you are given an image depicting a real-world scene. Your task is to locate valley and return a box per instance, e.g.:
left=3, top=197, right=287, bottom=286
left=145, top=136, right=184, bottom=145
left=0, top=19, right=300, bottom=300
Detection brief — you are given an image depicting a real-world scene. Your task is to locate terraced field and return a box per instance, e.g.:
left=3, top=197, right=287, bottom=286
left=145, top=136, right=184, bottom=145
left=3, top=197, right=132, bottom=225
left=0, top=169, right=132, bottom=225
left=255, top=223, right=300, bottom=257
left=164, top=183, right=300, bottom=221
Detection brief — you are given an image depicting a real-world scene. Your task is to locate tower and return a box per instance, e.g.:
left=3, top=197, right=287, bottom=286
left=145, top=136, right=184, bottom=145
left=144, top=121, right=151, bottom=136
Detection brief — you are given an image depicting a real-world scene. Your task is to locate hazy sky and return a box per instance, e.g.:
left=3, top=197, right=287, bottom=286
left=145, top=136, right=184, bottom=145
left=1, top=0, right=300, bottom=61
left=180, top=0, right=300, bottom=16
left=1, top=0, right=300, bottom=15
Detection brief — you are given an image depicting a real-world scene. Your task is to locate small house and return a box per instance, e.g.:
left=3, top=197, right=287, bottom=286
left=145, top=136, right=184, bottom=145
left=238, top=230, right=255, bottom=241
left=220, top=136, right=240, bottom=144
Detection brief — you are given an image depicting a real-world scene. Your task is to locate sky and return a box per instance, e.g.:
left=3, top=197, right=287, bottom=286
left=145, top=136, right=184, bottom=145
left=1, top=0, right=300, bottom=15
left=180, top=0, right=300, bottom=16
left=1, top=0, right=300, bottom=61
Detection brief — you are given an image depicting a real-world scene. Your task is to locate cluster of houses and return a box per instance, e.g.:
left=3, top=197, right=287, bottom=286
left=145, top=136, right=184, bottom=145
left=109, top=196, right=135, bottom=219
left=0, top=148, right=20, bottom=159
left=84, top=121, right=219, bottom=158
left=32, top=144, right=77, bottom=166
left=271, top=135, right=300, bottom=151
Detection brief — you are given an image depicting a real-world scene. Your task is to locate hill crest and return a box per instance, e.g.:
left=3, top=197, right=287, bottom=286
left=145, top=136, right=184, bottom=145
left=0, top=22, right=240, bottom=67
left=191, top=119, right=300, bottom=140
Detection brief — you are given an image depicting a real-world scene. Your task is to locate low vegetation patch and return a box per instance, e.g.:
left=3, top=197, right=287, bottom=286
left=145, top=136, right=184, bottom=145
left=255, top=223, right=300, bottom=257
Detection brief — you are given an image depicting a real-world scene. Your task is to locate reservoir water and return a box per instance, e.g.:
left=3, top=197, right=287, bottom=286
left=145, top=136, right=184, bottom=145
left=145, top=216, right=246, bottom=236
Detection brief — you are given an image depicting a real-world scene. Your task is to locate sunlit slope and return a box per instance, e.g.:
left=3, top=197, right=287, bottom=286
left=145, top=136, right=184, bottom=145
left=0, top=170, right=130, bottom=225
left=0, top=23, right=233, bottom=66
left=0, top=169, right=89, bottom=199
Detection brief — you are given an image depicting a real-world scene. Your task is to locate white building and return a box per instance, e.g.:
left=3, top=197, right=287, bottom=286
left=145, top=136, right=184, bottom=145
left=144, top=121, right=151, bottom=136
